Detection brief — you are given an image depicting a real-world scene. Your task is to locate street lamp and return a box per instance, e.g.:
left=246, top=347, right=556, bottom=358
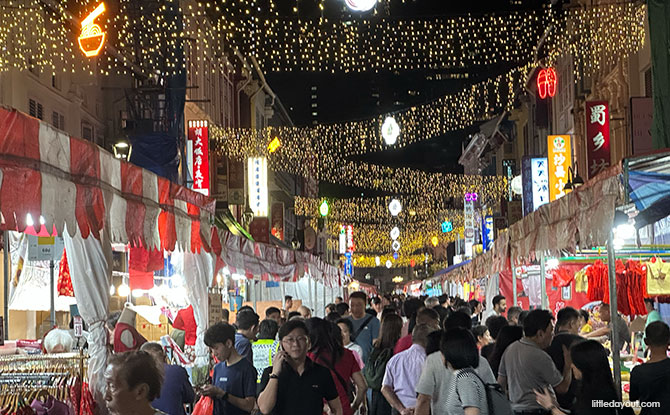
left=564, top=165, right=585, bottom=191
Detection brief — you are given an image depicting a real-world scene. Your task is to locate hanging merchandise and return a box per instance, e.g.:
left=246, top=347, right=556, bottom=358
left=57, top=249, right=74, bottom=297
left=551, top=266, right=575, bottom=288
left=128, top=245, right=164, bottom=290
left=574, top=267, right=588, bottom=293
left=646, top=258, right=670, bottom=295
left=586, top=260, right=608, bottom=301
left=601, top=260, right=647, bottom=317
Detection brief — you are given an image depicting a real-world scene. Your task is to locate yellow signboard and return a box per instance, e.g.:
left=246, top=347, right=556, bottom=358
left=547, top=135, right=572, bottom=201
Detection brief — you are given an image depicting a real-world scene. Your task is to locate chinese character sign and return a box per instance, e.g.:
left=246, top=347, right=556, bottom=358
left=585, top=101, right=611, bottom=179
left=531, top=158, right=550, bottom=210
left=188, top=120, right=210, bottom=196
left=464, top=196, right=475, bottom=258
left=247, top=157, right=268, bottom=217
left=547, top=135, right=572, bottom=201
left=482, top=216, right=494, bottom=251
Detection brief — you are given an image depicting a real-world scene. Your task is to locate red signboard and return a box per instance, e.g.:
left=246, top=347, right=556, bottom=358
left=585, top=101, right=611, bottom=179
left=188, top=120, right=210, bottom=195
left=271, top=202, right=284, bottom=241
left=537, top=68, right=557, bottom=99
left=249, top=218, right=270, bottom=244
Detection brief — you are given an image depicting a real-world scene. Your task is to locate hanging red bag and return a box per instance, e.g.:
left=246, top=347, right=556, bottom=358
left=192, top=396, right=214, bottom=415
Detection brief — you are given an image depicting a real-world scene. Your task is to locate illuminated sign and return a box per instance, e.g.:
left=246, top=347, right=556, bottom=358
left=390, top=226, right=400, bottom=240
left=339, top=226, right=347, bottom=254
left=464, top=195, right=475, bottom=257
left=78, top=3, right=106, bottom=57
left=585, top=101, right=611, bottom=179
left=502, top=159, right=516, bottom=201
left=464, top=192, right=478, bottom=202
left=531, top=158, right=550, bottom=210
left=188, top=120, right=210, bottom=196
left=248, top=157, right=268, bottom=217
left=319, top=200, right=329, bottom=217
left=547, top=135, right=572, bottom=201
left=537, top=68, right=557, bottom=99
left=441, top=221, right=453, bottom=233
left=268, top=137, right=281, bottom=153
left=346, top=224, right=355, bottom=252
left=482, top=216, right=494, bottom=251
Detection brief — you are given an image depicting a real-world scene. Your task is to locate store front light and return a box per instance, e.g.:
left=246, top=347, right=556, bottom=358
left=117, top=283, right=130, bottom=297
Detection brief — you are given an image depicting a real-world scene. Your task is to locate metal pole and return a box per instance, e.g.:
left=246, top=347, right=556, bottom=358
left=322, top=282, right=326, bottom=317
left=308, top=278, right=313, bottom=314
left=253, top=280, right=258, bottom=311
left=3, top=231, right=9, bottom=339
left=50, top=259, right=55, bottom=326
left=540, top=254, right=548, bottom=309
left=512, top=267, right=518, bottom=307
left=607, top=230, right=622, bottom=397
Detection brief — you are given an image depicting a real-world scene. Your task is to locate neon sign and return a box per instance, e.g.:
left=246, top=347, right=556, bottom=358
left=78, top=3, right=106, bottom=58
left=537, top=68, right=557, bottom=99
left=464, top=192, right=478, bottom=202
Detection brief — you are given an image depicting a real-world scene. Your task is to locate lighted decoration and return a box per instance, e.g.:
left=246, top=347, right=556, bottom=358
left=319, top=200, right=330, bottom=217
left=392, top=240, right=401, bottom=251
left=268, top=137, right=281, bottom=153
left=248, top=157, right=269, bottom=217
left=511, top=175, right=523, bottom=195
left=345, top=0, right=378, bottom=12
left=389, top=199, right=402, bottom=216
left=78, top=3, right=107, bottom=58
left=386, top=260, right=393, bottom=269
left=464, top=192, right=478, bottom=202
left=547, top=135, right=573, bottom=201
left=375, top=256, right=381, bottom=266
left=431, top=236, right=439, bottom=247
left=381, top=116, right=401, bottom=146
left=393, top=252, right=399, bottom=260
left=441, top=221, right=453, bottom=233
left=392, top=276, right=404, bottom=283
left=537, top=68, right=558, bottom=99
left=410, top=259, right=416, bottom=267
left=390, top=227, right=400, bottom=240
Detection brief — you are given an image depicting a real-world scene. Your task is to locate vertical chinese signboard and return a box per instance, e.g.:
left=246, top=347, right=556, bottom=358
left=547, top=135, right=572, bottom=201
left=531, top=158, right=550, bottom=210
left=247, top=157, right=268, bottom=217
left=463, top=193, right=476, bottom=258
left=188, top=120, right=210, bottom=196
left=585, top=101, right=611, bottom=179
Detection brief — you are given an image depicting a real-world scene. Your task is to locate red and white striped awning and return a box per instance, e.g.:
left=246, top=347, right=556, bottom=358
left=0, top=106, right=214, bottom=253
left=0, top=106, right=344, bottom=285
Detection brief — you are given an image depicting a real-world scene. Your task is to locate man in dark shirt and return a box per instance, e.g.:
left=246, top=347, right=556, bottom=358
left=202, top=323, right=257, bottom=415
left=630, top=321, right=670, bottom=415
left=141, top=342, right=195, bottom=415
left=258, top=319, right=343, bottom=415
left=235, top=309, right=260, bottom=364
left=545, top=307, right=583, bottom=411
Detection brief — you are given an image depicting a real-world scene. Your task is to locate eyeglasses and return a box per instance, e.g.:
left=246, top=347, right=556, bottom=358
left=282, top=336, right=308, bottom=345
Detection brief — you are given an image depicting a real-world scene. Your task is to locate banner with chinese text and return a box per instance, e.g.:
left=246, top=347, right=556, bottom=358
left=547, top=135, right=572, bottom=201
left=585, top=101, right=611, bottom=179
left=187, top=120, right=210, bottom=196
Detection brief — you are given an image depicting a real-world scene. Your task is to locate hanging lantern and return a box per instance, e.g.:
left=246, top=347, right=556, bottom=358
left=389, top=199, right=402, bottom=216
left=345, top=0, right=377, bottom=12
left=390, top=226, right=400, bottom=240
left=537, top=68, right=557, bottom=99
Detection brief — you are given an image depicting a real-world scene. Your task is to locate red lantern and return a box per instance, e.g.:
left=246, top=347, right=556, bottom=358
left=537, top=68, right=557, bottom=99
left=410, top=259, right=416, bottom=268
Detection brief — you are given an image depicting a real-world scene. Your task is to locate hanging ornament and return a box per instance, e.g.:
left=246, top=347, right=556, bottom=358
left=389, top=199, right=402, bottom=216
left=381, top=116, right=400, bottom=146
left=385, top=260, right=393, bottom=269
left=375, top=256, right=381, bottom=266
left=392, top=240, right=401, bottom=251
left=390, top=226, right=400, bottom=240
left=345, top=0, right=378, bottom=12
left=537, top=67, right=558, bottom=99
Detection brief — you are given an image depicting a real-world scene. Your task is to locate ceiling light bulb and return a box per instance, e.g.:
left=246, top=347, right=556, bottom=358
left=117, top=283, right=130, bottom=297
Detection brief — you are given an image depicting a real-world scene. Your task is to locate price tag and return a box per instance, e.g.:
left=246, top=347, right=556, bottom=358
left=73, top=316, right=83, bottom=337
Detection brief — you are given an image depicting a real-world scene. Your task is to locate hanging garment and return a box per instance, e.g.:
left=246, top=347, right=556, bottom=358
left=79, top=383, right=96, bottom=415
left=551, top=267, right=575, bottom=288
left=586, top=260, right=608, bottom=301
left=113, top=322, right=147, bottom=353
left=172, top=305, right=197, bottom=346
left=57, top=250, right=74, bottom=297
left=603, top=260, right=647, bottom=316
left=128, top=245, right=164, bottom=290
left=646, top=259, right=670, bottom=295
left=574, top=267, right=589, bottom=293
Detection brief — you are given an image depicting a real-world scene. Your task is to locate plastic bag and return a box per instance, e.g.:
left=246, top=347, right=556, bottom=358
left=193, top=396, right=214, bottom=415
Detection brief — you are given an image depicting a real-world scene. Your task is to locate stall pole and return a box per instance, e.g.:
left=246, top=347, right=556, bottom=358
left=280, top=281, right=285, bottom=307
left=607, top=230, right=622, bottom=397
left=322, top=283, right=326, bottom=317
left=308, top=278, right=313, bottom=313
left=313, top=278, right=318, bottom=315
left=539, top=254, right=548, bottom=310
left=512, top=267, right=518, bottom=307
left=3, top=231, right=9, bottom=339
left=49, top=259, right=56, bottom=326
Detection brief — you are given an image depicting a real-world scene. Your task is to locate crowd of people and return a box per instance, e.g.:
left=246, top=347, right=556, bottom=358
left=102, top=292, right=670, bottom=415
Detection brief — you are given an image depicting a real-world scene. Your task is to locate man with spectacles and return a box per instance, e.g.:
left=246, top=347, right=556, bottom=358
left=258, top=320, right=343, bottom=415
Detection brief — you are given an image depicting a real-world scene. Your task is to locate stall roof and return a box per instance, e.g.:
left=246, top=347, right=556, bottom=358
left=626, top=150, right=670, bottom=228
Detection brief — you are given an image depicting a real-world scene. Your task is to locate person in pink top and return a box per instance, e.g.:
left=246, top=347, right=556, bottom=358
left=394, top=308, right=440, bottom=354
left=306, top=318, right=368, bottom=415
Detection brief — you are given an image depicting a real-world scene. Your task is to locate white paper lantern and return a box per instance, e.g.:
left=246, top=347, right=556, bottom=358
left=392, top=240, right=401, bottom=251
left=385, top=260, right=393, bottom=269
left=345, top=0, right=377, bottom=12
left=389, top=199, right=402, bottom=216
left=381, top=116, right=400, bottom=145
left=375, top=256, right=381, bottom=266
left=390, top=226, right=400, bottom=240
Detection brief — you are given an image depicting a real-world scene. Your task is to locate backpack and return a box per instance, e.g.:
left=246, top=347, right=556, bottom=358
left=363, top=347, right=393, bottom=391
left=458, top=369, right=514, bottom=415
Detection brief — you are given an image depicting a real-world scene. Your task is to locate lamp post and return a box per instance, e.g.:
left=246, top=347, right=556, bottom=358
left=564, top=164, right=585, bottom=191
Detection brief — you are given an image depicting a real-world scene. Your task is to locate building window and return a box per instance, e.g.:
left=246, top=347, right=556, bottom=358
left=52, top=111, right=66, bottom=130
left=29, top=99, right=43, bottom=120
left=644, top=68, right=652, bottom=98
left=52, top=74, right=61, bottom=90
left=82, top=122, right=94, bottom=141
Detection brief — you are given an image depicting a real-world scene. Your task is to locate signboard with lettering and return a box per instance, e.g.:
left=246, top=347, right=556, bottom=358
left=228, top=160, right=245, bottom=205
left=28, top=235, right=64, bottom=261
left=482, top=216, right=494, bottom=251
left=585, top=101, right=611, bottom=179
left=547, top=135, right=572, bottom=201
left=464, top=196, right=475, bottom=258
left=187, top=120, right=210, bottom=196
left=247, top=157, right=268, bottom=217
left=531, top=158, right=550, bottom=210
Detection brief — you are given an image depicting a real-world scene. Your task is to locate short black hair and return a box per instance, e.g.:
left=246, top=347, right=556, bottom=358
left=336, top=296, right=343, bottom=302
left=336, top=318, right=353, bottom=333
left=579, top=309, right=589, bottom=324
left=492, top=295, right=506, bottom=307
left=371, top=296, right=382, bottom=305
left=236, top=309, right=260, bottom=330
left=238, top=305, right=254, bottom=313
left=556, top=307, right=580, bottom=330
left=644, top=298, right=655, bottom=306
left=645, top=321, right=670, bottom=347
left=416, top=307, right=440, bottom=324
left=285, top=295, right=293, bottom=301
left=278, top=319, right=308, bottom=340
left=444, top=311, right=473, bottom=331
left=326, top=312, right=342, bottom=323
left=287, top=311, right=301, bottom=320
left=204, top=322, right=236, bottom=347
left=457, top=305, right=473, bottom=316
left=523, top=309, right=554, bottom=337
left=473, top=325, right=489, bottom=340
left=507, top=306, right=522, bottom=321
left=350, top=291, right=367, bottom=302
left=266, top=307, right=281, bottom=317
left=106, top=311, right=122, bottom=330
left=108, top=351, right=164, bottom=400
left=485, top=316, right=509, bottom=339
left=438, top=294, right=448, bottom=305
left=403, top=298, right=425, bottom=319
left=518, top=310, right=530, bottom=326
left=468, top=299, right=481, bottom=310
left=335, top=303, right=349, bottom=315
left=222, top=309, right=230, bottom=321
left=440, top=328, right=479, bottom=369
left=258, top=319, right=279, bottom=340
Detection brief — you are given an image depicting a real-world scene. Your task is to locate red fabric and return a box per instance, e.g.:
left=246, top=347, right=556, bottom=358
left=551, top=267, right=575, bottom=288
left=188, top=203, right=202, bottom=253
left=157, top=177, right=176, bottom=252
left=70, top=138, right=104, bottom=239
left=128, top=244, right=163, bottom=290
left=603, top=260, right=647, bottom=316
left=499, top=268, right=590, bottom=312
left=113, top=322, right=147, bottom=352
left=57, top=249, right=74, bottom=297
left=173, top=305, right=197, bottom=346
left=394, top=334, right=413, bottom=354
left=121, top=162, right=146, bottom=247
left=308, top=349, right=360, bottom=415
left=70, top=376, right=82, bottom=415
left=586, top=260, right=609, bottom=301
